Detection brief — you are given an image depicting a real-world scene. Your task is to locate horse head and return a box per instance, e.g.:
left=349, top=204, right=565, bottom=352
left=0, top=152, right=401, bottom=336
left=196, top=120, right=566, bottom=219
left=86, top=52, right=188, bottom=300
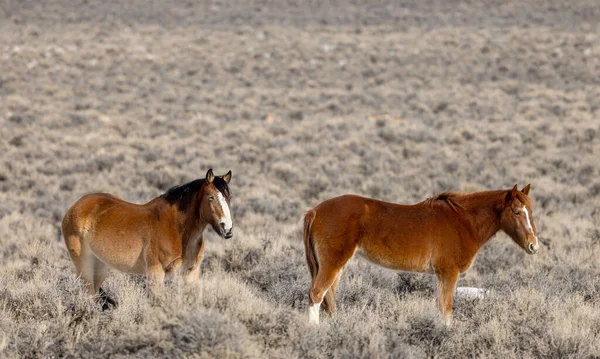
left=499, top=184, right=539, bottom=254
left=200, top=168, right=233, bottom=239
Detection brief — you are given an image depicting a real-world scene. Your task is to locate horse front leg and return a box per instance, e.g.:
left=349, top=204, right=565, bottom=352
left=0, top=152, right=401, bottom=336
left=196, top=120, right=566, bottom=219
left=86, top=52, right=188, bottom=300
left=146, top=263, right=166, bottom=294
left=144, top=241, right=166, bottom=294
left=435, top=269, right=459, bottom=326
left=184, top=236, right=205, bottom=284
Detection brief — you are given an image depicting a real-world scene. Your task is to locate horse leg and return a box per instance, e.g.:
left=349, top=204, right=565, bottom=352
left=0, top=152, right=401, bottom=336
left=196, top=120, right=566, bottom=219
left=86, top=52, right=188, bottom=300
left=308, top=264, right=343, bottom=325
left=165, top=258, right=183, bottom=282
left=92, top=257, right=117, bottom=311
left=146, top=262, right=165, bottom=294
left=436, top=269, right=459, bottom=326
left=184, top=237, right=205, bottom=284
left=323, top=270, right=343, bottom=314
left=143, top=244, right=165, bottom=294
left=145, top=264, right=165, bottom=297
left=307, top=231, right=356, bottom=324
left=64, top=234, right=96, bottom=296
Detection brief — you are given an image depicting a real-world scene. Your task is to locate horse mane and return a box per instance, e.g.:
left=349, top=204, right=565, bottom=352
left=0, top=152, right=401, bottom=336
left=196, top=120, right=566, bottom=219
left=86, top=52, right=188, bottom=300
left=161, top=177, right=230, bottom=209
left=429, top=189, right=532, bottom=213
left=428, top=191, right=465, bottom=213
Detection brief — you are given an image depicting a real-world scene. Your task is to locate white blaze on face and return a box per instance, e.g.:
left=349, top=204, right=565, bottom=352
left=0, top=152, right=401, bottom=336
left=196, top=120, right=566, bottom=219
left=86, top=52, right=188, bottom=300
left=217, top=192, right=232, bottom=232
left=522, top=205, right=538, bottom=248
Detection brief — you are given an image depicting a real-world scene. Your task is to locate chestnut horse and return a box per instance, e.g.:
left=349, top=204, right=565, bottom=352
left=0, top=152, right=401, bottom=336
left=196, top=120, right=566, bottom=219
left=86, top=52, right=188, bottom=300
left=62, top=169, right=232, bottom=309
left=304, top=184, right=538, bottom=325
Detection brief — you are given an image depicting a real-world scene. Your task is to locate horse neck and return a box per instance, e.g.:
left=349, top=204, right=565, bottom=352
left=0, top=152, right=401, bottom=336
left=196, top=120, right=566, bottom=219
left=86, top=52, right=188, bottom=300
left=162, top=188, right=207, bottom=245
left=458, top=191, right=506, bottom=248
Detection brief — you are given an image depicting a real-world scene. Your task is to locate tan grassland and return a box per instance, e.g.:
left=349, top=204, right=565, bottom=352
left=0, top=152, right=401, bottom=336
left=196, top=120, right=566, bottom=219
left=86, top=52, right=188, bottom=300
left=1, top=1, right=599, bottom=358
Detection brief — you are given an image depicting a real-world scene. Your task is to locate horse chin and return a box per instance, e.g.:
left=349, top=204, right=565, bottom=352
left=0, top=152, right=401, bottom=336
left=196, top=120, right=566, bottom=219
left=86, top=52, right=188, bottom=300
left=518, top=241, right=535, bottom=255
left=212, top=225, right=232, bottom=239
left=510, top=235, right=535, bottom=254
left=211, top=225, right=225, bottom=238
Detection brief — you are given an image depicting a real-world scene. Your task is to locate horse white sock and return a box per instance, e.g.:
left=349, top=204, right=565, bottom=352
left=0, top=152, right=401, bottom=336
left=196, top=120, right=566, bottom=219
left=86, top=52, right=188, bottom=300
left=308, top=302, right=321, bottom=325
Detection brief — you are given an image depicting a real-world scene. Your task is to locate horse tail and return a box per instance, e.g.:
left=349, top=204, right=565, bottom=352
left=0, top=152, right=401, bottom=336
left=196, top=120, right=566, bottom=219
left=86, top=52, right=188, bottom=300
left=303, top=209, right=318, bottom=280
left=304, top=209, right=335, bottom=314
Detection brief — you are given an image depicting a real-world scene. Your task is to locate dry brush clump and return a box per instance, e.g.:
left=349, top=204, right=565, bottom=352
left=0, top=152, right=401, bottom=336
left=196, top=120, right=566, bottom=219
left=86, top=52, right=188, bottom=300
left=2, top=0, right=600, bottom=358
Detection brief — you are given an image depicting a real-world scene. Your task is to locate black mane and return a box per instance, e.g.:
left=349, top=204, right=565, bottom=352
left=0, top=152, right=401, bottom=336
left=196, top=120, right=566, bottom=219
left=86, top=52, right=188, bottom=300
left=161, top=177, right=230, bottom=209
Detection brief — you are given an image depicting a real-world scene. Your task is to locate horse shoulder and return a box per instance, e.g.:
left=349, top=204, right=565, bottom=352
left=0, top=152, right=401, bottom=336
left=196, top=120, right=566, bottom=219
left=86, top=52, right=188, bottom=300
left=152, top=203, right=180, bottom=238
left=432, top=207, right=480, bottom=272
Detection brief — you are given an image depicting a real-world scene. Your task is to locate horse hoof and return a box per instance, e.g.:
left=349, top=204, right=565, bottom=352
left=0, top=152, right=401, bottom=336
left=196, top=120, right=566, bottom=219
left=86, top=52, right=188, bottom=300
left=98, top=287, right=118, bottom=311
left=100, top=301, right=114, bottom=312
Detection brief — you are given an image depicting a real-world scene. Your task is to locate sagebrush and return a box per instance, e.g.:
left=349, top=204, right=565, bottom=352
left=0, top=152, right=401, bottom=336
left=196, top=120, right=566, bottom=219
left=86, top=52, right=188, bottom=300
left=1, top=1, right=599, bottom=358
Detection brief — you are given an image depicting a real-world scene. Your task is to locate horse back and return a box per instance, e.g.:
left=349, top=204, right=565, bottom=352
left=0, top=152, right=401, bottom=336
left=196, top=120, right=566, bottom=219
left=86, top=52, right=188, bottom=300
left=62, top=193, right=150, bottom=237
left=309, top=194, right=403, bottom=255
left=311, top=194, right=425, bottom=234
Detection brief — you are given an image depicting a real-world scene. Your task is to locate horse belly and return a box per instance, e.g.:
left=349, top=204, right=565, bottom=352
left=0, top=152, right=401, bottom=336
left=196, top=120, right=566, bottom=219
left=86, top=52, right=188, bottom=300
left=357, top=239, right=433, bottom=274
left=85, top=227, right=148, bottom=275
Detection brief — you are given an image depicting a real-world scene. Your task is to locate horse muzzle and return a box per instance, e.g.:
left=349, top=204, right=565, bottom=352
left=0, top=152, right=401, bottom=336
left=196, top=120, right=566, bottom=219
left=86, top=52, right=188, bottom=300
left=213, top=222, right=233, bottom=239
left=219, top=222, right=233, bottom=239
left=527, top=242, right=539, bottom=254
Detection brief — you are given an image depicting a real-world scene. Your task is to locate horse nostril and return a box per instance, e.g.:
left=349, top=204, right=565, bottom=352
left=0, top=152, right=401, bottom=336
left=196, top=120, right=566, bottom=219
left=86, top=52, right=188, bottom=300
left=528, top=243, right=535, bottom=252
left=220, top=222, right=226, bottom=230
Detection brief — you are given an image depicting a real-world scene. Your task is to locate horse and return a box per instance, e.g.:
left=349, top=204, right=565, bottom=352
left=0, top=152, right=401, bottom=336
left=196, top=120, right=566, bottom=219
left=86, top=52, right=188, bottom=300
left=303, top=184, right=538, bottom=325
left=61, top=169, right=233, bottom=310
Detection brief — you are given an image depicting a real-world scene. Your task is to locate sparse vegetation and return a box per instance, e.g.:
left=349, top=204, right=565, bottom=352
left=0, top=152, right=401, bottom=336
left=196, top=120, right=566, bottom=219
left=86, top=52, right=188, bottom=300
left=1, top=1, right=600, bottom=358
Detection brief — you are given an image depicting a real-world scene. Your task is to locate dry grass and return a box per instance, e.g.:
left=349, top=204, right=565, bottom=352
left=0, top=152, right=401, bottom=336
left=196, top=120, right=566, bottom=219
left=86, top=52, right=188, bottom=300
left=1, top=1, right=600, bottom=358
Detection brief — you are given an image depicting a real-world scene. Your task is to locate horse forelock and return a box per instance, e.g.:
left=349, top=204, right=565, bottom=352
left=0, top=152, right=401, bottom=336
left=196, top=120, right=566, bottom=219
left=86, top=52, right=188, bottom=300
left=212, top=177, right=230, bottom=199
left=514, top=191, right=533, bottom=208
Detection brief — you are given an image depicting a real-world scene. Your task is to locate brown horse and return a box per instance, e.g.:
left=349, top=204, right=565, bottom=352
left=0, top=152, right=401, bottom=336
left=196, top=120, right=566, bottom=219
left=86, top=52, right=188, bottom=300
left=303, top=184, right=538, bottom=325
left=61, top=169, right=232, bottom=309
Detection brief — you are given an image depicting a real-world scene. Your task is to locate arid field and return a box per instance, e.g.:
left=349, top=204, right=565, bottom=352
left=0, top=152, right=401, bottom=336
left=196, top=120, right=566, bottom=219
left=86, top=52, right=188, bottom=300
left=1, top=1, right=600, bottom=358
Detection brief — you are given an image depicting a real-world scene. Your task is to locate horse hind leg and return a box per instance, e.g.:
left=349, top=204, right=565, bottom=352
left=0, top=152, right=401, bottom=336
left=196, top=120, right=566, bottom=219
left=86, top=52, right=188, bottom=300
left=304, top=209, right=356, bottom=324
left=64, top=234, right=96, bottom=296
left=321, top=270, right=342, bottom=314
left=93, top=258, right=117, bottom=311
left=309, top=265, right=344, bottom=325
left=64, top=233, right=116, bottom=310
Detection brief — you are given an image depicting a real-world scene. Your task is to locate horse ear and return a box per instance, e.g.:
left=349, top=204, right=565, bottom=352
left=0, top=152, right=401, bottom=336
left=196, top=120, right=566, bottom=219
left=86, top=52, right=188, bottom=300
left=521, top=184, right=531, bottom=195
left=205, top=168, right=215, bottom=183
left=222, top=170, right=232, bottom=184
left=506, top=184, right=518, bottom=202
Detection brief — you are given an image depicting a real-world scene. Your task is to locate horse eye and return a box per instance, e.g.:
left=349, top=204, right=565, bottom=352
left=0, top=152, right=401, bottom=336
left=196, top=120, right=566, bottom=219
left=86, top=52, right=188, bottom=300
left=514, top=211, right=520, bottom=216
left=208, top=197, right=214, bottom=202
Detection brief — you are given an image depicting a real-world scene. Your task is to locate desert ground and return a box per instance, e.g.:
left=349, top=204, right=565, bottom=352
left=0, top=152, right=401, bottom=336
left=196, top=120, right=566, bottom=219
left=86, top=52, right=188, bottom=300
left=1, top=0, right=600, bottom=358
